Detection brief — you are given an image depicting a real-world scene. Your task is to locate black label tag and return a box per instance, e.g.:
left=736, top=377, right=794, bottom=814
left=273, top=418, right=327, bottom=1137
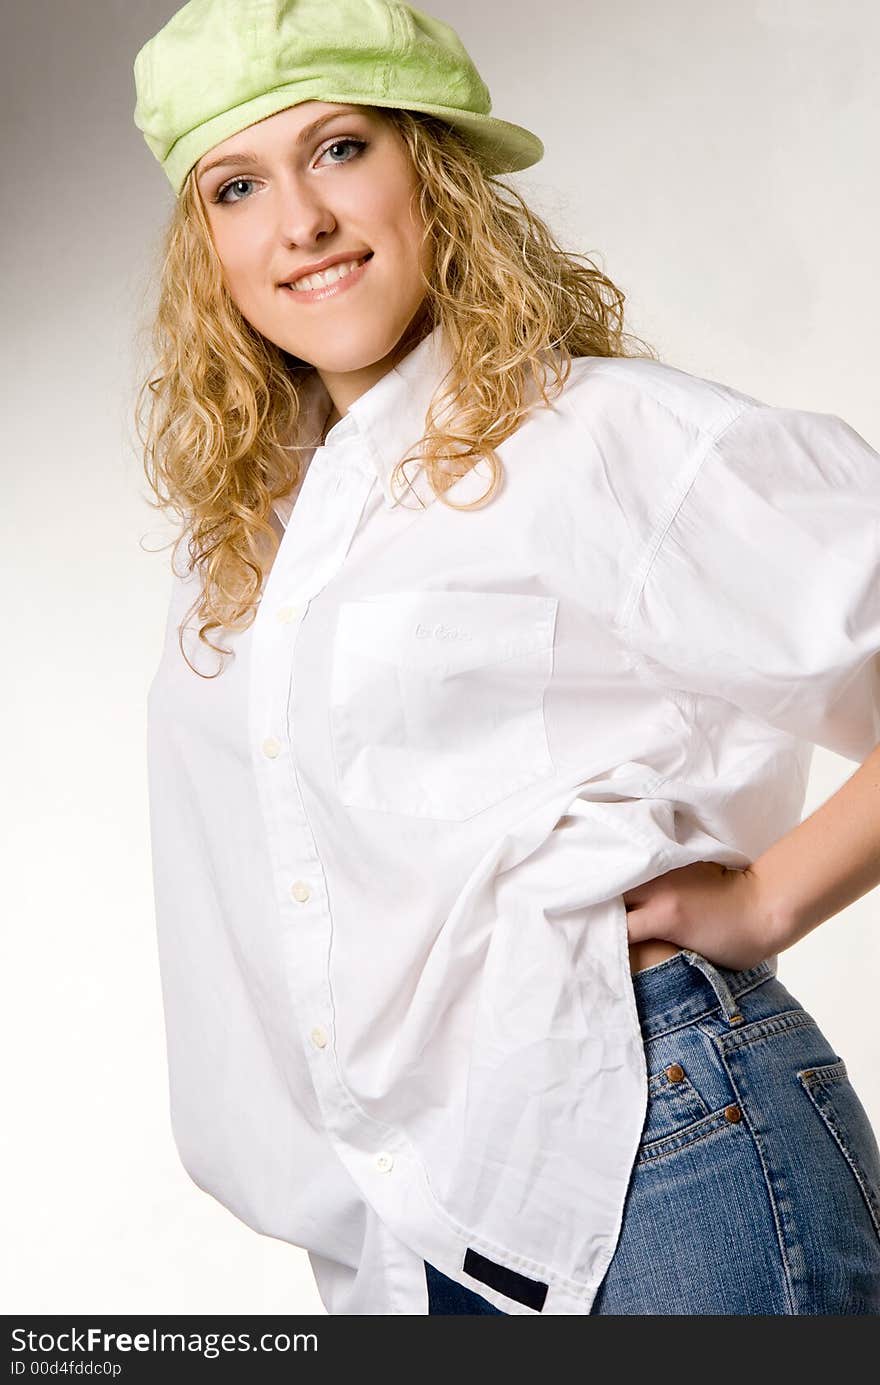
left=462, top=1247, right=548, bottom=1312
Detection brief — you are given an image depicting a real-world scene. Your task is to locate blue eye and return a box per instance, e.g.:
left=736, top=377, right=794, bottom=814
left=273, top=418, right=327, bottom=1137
left=215, top=177, right=255, bottom=204
left=213, top=138, right=367, bottom=204
left=318, top=137, right=367, bottom=166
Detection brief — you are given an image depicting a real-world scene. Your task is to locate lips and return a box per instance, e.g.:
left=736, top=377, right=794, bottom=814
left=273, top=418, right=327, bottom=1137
left=278, top=252, right=375, bottom=306
left=282, top=251, right=373, bottom=292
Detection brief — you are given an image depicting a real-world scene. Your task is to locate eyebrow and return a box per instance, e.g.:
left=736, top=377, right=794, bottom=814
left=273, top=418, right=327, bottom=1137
left=195, top=110, right=368, bottom=183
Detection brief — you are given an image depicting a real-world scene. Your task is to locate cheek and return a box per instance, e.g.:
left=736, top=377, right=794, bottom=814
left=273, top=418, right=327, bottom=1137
left=209, top=222, right=270, bottom=304
left=398, top=190, right=429, bottom=278
left=384, top=207, right=429, bottom=284
left=356, top=160, right=424, bottom=260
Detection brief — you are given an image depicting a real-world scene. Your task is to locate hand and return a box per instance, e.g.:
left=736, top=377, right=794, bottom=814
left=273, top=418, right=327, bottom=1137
left=622, top=860, right=782, bottom=972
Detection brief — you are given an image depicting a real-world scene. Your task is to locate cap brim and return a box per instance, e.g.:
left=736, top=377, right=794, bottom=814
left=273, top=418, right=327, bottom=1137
left=164, top=83, right=543, bottom=193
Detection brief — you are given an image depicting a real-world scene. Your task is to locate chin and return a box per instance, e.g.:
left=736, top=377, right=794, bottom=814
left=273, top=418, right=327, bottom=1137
left=299, top=319, right=420, bottom=375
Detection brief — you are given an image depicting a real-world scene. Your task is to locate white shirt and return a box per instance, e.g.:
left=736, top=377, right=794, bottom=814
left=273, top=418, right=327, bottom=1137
left=146, top=323, right=880, bottom=1314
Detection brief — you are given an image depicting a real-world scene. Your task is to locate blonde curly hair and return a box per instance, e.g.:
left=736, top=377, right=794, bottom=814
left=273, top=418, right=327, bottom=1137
left=135, top=106, right=657, bottom=677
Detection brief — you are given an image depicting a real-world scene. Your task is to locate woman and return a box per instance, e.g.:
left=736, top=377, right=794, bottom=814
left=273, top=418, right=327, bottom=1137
left=134, top=0, right=880, bottom=1314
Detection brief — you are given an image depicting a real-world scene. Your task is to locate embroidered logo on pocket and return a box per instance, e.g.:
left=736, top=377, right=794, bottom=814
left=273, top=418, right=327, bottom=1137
left=415, top=621, right=473, bottom=642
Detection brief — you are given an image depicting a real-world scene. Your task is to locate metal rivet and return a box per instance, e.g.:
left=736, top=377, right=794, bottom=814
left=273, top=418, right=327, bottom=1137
left=724, top=1104, right=742, bottom=1123
left=665, top=1063, right=685, bottom=1083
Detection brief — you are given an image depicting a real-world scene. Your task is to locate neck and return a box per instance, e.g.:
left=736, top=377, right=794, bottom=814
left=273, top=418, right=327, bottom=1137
left=321, top=402, right=342, bottom=443
left=316, top=309, right=434, bottom=435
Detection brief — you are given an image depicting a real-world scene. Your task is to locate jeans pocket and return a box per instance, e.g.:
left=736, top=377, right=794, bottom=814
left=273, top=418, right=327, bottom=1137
left=797, top=1060, right=880, bottom=1245
left=636, top=1020, right=743, bottom=1166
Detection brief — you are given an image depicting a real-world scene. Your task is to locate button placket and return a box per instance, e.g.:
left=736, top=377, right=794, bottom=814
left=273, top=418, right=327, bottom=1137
left=262, top=598, right=307, bottom=762
left=248, top=462, right=377, bottom=1135
left=276, top=603, right=303, bottom=624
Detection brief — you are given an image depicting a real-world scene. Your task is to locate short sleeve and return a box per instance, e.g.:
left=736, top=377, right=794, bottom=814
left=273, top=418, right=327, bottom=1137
left=616, top=401, right=880, bottom=762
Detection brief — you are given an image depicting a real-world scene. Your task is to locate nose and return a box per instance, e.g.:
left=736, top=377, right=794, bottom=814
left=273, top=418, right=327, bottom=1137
left=276, top=177, right=336, bottom=248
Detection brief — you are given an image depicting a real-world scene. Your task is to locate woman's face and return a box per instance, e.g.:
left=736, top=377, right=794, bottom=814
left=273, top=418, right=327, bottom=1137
left=194, top=101, right=431, bottom=379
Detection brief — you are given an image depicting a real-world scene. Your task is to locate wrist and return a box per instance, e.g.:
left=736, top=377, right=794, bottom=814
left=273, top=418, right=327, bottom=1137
left=744, top=864, right=799, bottom=956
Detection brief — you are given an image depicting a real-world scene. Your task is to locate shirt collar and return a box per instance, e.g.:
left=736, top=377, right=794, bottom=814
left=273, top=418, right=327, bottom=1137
left=291, top=321, right=456, bottom=513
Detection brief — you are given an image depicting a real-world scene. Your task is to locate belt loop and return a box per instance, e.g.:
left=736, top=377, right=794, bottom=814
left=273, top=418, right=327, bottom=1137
left=680, top=950, right=745, bottom=1025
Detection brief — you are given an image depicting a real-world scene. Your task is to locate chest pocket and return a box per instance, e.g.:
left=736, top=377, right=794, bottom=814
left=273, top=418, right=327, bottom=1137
left=329, top=589, right=559, bottom=820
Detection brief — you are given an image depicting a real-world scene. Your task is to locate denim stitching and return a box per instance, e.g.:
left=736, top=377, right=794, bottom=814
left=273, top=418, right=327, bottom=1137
left=707, top=1021, right=798, bottom=1312
left=797, top=1066, right=880, bottom=1243
left=720, top=1009, right=816, bottom=1054
left=637, top=969, right=776, bottom=1042
left=636, top=1109, right=741, bottom=1164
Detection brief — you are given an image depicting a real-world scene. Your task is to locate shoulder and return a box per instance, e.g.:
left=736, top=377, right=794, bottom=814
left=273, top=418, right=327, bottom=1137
left=530, top=353, right=766, bottom=532
left=552, top=352, right=763, bottom=445
left=556, top=356, right=880, bottom=483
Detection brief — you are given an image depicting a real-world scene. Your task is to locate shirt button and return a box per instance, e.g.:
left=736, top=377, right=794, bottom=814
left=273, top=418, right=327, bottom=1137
left=310, top=1026, right=327, bottom=1049
left=665, top=1064, right=685, bottom=1083
left=276, top=604, right=301, bottom=624
left=375, top=1152, right=394, bottom=1173
left=262, top=737, right=281, bottom=758
left=291, top=881, right=311, bottom=902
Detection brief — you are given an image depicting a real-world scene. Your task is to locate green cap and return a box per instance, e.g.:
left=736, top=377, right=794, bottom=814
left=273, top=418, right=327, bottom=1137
left=133, top=0, right=544, bottom=195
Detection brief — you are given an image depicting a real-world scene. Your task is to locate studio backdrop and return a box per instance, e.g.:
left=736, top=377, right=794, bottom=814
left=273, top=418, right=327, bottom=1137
left=3, top=0, right=878, bottom=1313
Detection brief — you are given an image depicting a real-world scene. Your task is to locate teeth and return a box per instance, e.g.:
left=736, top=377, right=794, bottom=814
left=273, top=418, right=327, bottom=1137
left=289, top=256, right=366, bottom=292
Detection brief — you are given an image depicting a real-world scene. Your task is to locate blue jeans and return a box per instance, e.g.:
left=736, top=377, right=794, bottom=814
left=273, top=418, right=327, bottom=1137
left=425, top=948, right=880, bottom=1314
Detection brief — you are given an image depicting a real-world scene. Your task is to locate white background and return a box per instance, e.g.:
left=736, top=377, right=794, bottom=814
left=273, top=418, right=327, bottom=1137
left=3, top=0, right=878, bottom=1313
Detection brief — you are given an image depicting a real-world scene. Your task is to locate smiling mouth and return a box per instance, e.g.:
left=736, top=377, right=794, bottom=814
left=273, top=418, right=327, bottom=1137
left=283, top=252, right=374, bottom=294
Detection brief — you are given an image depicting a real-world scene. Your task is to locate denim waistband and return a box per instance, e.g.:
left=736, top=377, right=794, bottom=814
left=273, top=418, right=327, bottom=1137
left=629, top=949, right=779, bottom=1041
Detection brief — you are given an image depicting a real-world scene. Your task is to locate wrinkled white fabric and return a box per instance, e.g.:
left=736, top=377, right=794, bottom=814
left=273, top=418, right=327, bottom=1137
left=146, top=323, right=880, bottom=1314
